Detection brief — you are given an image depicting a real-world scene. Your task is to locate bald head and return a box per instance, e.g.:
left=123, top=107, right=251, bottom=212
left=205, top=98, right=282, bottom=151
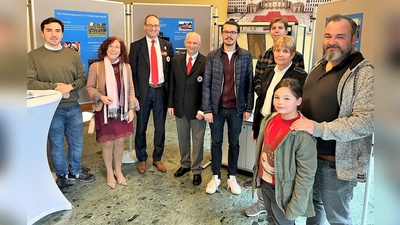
left=185, top=32, right=202, bottom=56
left=186, top=32, right=201, bottom=42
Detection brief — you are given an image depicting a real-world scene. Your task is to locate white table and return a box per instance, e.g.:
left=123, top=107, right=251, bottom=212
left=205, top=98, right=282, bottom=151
left=27, top=90, right=72, bottom=225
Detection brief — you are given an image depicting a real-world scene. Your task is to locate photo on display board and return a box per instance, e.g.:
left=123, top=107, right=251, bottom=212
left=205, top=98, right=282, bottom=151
left=62, top=41, right=80, bottom=54
left=175, top=48, right=187, bottom=55
left=178, top=21, right=193, bottom=31
left=87, top=22, right=107, bottom=37
left=226, top=1, right=332, bottom=33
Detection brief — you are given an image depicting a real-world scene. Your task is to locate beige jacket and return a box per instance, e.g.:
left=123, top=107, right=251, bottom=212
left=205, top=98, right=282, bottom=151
left=86, top=60, right=137, bottom=112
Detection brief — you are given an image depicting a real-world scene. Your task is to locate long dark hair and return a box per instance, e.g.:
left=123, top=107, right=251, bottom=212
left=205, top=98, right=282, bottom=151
left=98, top=36, right=129, bottom=63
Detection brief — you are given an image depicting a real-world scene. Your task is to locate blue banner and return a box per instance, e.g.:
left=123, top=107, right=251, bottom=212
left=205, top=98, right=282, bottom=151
left=159, top=18, right=194, bottom=55
left=55, top=9, right=109, bottom=74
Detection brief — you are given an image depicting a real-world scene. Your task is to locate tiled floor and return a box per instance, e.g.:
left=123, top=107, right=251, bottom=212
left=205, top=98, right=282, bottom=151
left=34, top=115, right=374, bottom=225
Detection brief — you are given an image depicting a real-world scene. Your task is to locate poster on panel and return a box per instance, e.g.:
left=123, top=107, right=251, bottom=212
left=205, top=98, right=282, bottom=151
left=159, top=17, right=194, bottom=55
left=55, top=9, right=109, bottom=74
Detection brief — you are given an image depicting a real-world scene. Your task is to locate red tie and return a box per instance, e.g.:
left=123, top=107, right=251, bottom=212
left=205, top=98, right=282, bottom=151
left=187, top=57, right=192, bottom=75
left=151, top=40, right=158, bottom=84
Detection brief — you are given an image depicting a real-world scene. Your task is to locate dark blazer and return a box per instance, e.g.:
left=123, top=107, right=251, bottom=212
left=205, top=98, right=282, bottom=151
left=129, top=37, right=174, bottom=104
left=252, top=64, right=308, bottom=138
left=168, top=53, right=206, bottom=119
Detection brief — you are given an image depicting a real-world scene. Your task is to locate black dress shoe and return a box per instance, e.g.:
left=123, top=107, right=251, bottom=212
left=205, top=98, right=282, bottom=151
left=193, top=174, right=202, bottom=186
left=174, top=167, right=190, bottom=177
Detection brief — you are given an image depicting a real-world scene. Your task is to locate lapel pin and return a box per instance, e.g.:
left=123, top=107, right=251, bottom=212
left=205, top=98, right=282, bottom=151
left=197, top=76, right=203, bottom=82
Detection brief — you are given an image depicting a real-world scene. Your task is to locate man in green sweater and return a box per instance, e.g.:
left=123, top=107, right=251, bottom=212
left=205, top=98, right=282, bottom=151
left=27, top=17, right=95, bottom=193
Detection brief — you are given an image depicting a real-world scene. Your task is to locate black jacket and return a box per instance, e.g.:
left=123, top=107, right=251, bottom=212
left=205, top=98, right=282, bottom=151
left=252, top=64, right=308, bottom=138
left=129, top=37, right=174, bottom=104
left=168, top=53, right=206, bottom=119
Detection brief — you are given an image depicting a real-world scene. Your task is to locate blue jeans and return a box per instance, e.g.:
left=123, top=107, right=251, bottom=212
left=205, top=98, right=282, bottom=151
left=261, top=180, right=295, bottom=225
left=306, top=159, right=357, bottom=225
left=209, top=107, right=243, bottom=177
left=48, top=104, right=83, bottom=176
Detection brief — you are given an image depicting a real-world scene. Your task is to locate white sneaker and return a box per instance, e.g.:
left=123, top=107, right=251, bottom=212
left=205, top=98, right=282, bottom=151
left=206, top=175, right=221, bottom=194
left=227, top=175, right=241, bottom=194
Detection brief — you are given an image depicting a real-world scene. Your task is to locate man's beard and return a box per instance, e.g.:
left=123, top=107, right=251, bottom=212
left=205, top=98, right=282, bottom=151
left=323, top=44, right=352, bottom=62
left=224, top=38, right=235, bottom=46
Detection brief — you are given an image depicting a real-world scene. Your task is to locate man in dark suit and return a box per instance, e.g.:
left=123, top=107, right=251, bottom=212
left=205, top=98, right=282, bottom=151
left=129, top=14, right=174, bottom=174
left=168, top=32, right=206, bottom=186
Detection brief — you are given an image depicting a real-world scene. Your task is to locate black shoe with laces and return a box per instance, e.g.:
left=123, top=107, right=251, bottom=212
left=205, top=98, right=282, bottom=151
left=68, top=171, right=96, bottom=183
left=244, top=179, right=252, bottom=189
left=56, top=174, right=69, bottom=193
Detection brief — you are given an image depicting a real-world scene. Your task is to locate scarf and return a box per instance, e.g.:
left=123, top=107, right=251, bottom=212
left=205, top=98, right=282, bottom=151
left=104, top=56, right=129, bottom=121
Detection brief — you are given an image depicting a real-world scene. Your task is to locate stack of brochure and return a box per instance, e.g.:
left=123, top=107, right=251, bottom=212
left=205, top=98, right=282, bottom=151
left=27, top=90, right=57, bottom=99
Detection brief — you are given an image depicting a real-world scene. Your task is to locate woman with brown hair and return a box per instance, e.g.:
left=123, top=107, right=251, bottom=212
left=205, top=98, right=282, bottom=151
left=87, top=36, right=139, bottom=188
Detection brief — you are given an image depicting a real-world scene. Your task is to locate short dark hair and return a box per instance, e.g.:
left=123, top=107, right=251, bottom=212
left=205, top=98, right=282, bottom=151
left=270, top=17, right=289, bottom=30
left=41, top=17, right=64, bottom=32
left=274, top=78, right=302, bottom=99
left=98, top=36, right=129, bottom=63
left=144, top=14, right=159, bottom=25
left=326, top=14, right=358, bottom=37
left=221, top=20, right=240, bottom=34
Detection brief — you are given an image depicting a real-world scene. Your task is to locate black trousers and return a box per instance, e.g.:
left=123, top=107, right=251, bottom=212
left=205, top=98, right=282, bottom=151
left=135, top=86, right=167, bottom=162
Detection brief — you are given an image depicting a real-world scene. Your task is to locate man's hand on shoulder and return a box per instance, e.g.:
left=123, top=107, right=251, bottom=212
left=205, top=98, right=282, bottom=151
left=290, top=118, right=315, bottom=135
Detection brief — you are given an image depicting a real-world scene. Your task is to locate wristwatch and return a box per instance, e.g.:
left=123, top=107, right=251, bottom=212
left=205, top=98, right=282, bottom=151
left=71, top=83, right=76, bottom=89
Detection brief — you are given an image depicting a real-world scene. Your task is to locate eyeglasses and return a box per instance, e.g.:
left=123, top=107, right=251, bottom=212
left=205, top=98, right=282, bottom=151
left=222, top=30, right=238, bottom=35
left=145, top=24, right=160, bottom=29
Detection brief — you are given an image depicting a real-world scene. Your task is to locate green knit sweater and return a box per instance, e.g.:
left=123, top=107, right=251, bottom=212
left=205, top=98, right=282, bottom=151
left=27, top=46, right=87, bottom=108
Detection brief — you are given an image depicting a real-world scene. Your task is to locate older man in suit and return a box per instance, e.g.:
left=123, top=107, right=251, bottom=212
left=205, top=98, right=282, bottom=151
left=129, top=14, right=174, bottom=174
left=168, top=32, right=206, bottom=186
